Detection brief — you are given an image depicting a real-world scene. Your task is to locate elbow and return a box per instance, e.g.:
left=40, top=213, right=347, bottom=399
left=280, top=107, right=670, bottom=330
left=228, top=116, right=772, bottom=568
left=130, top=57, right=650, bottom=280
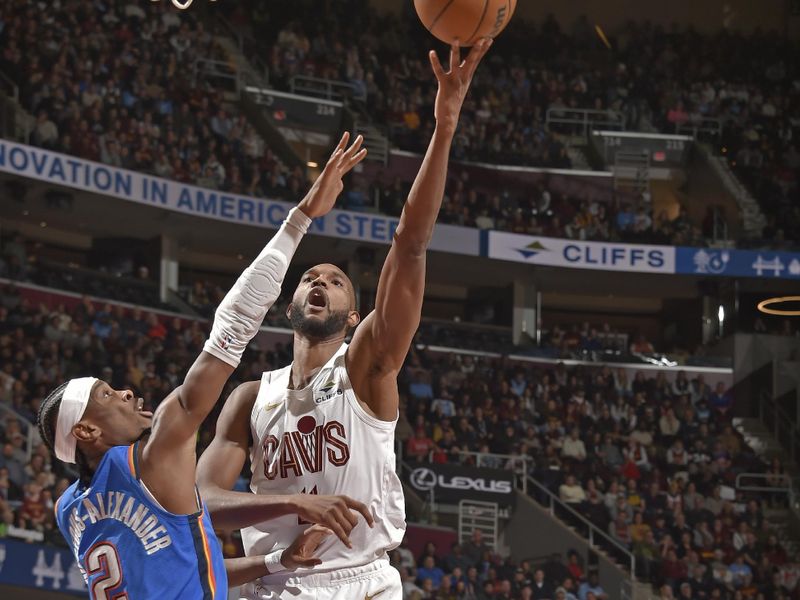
left=197, top=480, right=223, bottom=511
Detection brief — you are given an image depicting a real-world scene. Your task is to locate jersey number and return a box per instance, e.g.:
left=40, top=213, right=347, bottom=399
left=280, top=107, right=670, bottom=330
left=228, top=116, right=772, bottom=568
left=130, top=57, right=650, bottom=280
left=86, top=542, right=128, bottom=600
left=298, top=485, right=318, bottom=525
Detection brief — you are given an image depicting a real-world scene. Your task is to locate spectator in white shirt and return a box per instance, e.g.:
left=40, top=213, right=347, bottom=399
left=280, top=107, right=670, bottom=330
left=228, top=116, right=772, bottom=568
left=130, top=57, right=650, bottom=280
left=562, top=428, right=587, bottom=461
left=624, top=439, right=650, bottom=471
left=559, top=475, right=587, bottom=505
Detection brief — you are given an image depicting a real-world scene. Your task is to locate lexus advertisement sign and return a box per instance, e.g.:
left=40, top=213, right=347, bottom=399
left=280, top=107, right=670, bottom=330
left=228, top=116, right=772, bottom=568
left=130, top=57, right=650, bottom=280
left=405, top=463, right=516, bottom=507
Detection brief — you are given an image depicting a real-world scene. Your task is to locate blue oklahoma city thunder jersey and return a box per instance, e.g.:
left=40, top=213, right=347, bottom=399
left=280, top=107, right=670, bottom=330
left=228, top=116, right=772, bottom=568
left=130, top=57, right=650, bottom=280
left=55, top=442, right=227, bottom=599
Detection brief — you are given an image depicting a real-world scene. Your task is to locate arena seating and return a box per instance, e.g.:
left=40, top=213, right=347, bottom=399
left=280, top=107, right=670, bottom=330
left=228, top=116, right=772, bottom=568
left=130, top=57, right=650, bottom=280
left=3, top=0, right=797, bottom=248
left=0, top=0, right=303, bottom=202
left=0, top=276, right=797, bottom=599
left=221, top=1, right=800, bottom=247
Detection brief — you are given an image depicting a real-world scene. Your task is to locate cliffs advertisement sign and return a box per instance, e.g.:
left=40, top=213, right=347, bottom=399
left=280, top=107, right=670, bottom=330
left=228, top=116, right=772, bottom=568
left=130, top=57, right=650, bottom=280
left=406, top=463, right=516, bottom=507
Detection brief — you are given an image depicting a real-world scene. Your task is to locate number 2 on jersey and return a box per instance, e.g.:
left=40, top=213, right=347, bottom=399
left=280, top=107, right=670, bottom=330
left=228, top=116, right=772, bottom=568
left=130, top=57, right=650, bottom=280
left=86, top=542, right=128, bottom=600
left=298, top=485, right=318, bottom=525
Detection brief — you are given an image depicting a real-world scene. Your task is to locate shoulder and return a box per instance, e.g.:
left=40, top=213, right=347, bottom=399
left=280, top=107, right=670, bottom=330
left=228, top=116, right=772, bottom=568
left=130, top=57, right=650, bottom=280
left=224, top=380, right=262, bottom=418
left=213, top=379, right=262, bottom=438
left=56, top=480, right=82, bottom=510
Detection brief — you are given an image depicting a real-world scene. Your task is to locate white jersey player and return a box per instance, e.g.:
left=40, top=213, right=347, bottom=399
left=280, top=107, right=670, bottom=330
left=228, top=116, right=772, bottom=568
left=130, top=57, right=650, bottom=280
left=197, top=38, right=493, bottom=600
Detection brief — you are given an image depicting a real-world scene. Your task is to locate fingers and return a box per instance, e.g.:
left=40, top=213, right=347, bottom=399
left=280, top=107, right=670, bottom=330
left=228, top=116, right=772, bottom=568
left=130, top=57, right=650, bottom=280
left=303, top=524, right=334, bottom=538
left=323, top=131, right=350, bottom=168
left=449, top=39, right=460, bottom=72
left=345, top=496, right=375, bottom=528
left=350, top=147, right=368, bottom=168
left=464, top=37, right=492, bottom=79
left=429, top=49, right=446, bottom=80
left=341, top=134, right=364, bottom=161
left=325, top=516, right=352, bottom=549
left=323, top=504, right=355, bottom=549
left=301, top=524, right=333, bottom=551
left=334, top=131, right=350, bottom=154
left=337, top=134, right=367, bottom=171
left=341, top=503, right=359, bottom=530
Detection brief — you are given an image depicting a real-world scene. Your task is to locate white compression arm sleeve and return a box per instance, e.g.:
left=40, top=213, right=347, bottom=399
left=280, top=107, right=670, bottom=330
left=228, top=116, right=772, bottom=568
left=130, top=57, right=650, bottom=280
left=203, top=207, right=312, bottom=367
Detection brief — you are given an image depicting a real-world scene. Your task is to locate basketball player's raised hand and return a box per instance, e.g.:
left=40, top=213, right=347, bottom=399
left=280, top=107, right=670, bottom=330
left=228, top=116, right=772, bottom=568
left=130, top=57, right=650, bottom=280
left=280, top=524, right=333, bottom=570
left=297, top=132, right=367, bottom=219
left=429, top=37, right=492, bottom=133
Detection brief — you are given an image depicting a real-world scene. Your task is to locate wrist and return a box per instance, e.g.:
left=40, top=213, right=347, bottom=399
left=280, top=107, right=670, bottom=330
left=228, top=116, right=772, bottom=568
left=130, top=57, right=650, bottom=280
left=286, top=206, right=312, bottom=233
left=434, top=120, right=458, bottom=137
left=264, top=550, right=288, bottom=573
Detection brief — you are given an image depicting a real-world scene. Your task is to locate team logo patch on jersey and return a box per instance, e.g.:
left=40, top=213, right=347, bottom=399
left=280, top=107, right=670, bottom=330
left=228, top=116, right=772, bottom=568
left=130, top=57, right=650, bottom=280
left=313, top=379, right=344, bottom=405
left=261, top=416, right=350, bottom=480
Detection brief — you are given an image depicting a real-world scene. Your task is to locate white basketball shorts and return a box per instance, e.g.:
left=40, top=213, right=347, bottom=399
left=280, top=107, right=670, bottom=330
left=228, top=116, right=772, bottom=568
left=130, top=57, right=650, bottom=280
left=238, top=558, right=402, bottom=600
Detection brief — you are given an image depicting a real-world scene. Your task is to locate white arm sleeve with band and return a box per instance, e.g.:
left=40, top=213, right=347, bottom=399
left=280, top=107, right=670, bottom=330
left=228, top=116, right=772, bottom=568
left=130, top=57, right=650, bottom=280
left=203, top=207, right=312, bottom=367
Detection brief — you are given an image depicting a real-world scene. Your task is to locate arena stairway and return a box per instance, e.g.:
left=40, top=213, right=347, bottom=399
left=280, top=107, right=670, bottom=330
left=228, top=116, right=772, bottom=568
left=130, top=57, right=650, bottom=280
left=733, top=416, right=800, bottom=562
left=0, top=70, right=35, bottom=143
left=211, top=17, right=391, bottom=169
left=697, top=144, right=767, bottom=238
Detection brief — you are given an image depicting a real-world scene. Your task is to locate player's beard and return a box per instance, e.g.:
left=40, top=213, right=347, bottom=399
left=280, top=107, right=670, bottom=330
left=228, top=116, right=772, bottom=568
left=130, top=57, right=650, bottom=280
left=289, top=299, right=349, bottom=339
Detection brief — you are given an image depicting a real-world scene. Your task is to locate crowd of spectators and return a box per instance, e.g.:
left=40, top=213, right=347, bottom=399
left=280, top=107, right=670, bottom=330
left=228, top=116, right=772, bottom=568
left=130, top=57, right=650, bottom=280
left=366, top=170, right=704, bottom=247
left=4, top=0, right=797, bottom=248
left=0, top=0, right=730, bottom=249
left=0, top=0, right=310, bottom=203
left=228, top=1, right=799, bottom=246
left=226, top=0, right=576, bottom=170
left=397, top=347, right=798, bottom=599
left=389, top=536, right=611, bottom=600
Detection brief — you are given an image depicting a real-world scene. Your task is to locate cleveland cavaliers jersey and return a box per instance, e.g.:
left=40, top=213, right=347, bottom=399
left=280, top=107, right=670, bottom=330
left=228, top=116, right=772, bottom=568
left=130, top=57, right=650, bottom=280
left=241, top=342, right=406, bottom=574
left=55, top=442, right=227, bottom=599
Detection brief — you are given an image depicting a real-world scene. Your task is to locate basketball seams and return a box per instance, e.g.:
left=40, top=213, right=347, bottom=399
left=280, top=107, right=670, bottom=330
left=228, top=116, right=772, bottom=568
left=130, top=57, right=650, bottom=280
left=427, top=0, right=458, bottom=33
left=419, top=0, right=515, bottom=47
left=463, top=0, right=490, bottom=46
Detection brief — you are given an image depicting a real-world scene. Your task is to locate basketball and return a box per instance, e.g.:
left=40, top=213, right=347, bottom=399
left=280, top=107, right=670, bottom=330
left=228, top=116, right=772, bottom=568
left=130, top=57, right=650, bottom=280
left=414, top=0, right=517, bottom=46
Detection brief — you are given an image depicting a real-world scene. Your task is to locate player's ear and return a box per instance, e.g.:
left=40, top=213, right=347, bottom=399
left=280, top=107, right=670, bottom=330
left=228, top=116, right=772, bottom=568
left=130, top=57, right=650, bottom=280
left=72, top=421, right=100, bottom=444
left=286, top=302, right=293, bottom=321
left=347, top=310, right=360, bottom=329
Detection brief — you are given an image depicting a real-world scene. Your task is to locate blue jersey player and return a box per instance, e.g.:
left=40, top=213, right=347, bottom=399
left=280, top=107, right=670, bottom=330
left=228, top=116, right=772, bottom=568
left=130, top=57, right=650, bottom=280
left=38, top=133, right=374, bottom=598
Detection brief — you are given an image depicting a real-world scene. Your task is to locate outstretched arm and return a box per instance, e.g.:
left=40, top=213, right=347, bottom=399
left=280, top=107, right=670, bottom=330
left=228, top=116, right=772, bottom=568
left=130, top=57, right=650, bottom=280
left=142, top=134, right=367, bottom=514
left=347, top=40, right=492, bottom=421
left=196, top=382, right=374, bottom=547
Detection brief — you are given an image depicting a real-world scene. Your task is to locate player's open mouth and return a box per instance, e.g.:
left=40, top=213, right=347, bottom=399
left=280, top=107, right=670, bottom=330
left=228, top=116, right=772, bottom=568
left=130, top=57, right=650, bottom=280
left=136, top=397, right=154, bottom=418
left=308, top=288, right=327, bottom=308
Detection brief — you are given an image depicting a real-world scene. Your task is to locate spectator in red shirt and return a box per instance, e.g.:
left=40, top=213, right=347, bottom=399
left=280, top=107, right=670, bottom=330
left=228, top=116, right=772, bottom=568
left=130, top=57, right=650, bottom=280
left=567, top=551, right=584, bottom=582
left=19, top=482, right=46, bottom=531
left=661, top=549, right=688, bottom=586
left=406, top=428, right=434, bottom=462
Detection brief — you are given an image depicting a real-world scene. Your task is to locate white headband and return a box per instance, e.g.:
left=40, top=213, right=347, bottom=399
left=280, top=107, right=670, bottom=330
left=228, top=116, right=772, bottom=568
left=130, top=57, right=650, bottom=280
left=55, top=377, right=98, bottom=464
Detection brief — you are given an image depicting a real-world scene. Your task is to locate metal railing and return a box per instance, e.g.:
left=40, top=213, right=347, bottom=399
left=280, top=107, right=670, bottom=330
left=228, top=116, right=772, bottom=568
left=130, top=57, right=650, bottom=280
left=0, top=403, right=37, bottom=464
left=290, top=75, right=366, bottom=103
left=546, top=107, right=625, bottom=139
left=0, top=70, right=19, bottom=102
left=525, top=475, right=636, bottom=579
left=676, top=117, right=723, bottom=140
left=192, top=58, right=239, bottom=94
left=353, top=121, right=390, bottom=165
left=216, top=15, right=270, bottom=86
left=735, top=473, right=798, bottom=508
left=398, top=458, right=437, bottom=524
left=430, top=449, right=530, bottom=495
left=759, top=393, right=800, bottom=467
